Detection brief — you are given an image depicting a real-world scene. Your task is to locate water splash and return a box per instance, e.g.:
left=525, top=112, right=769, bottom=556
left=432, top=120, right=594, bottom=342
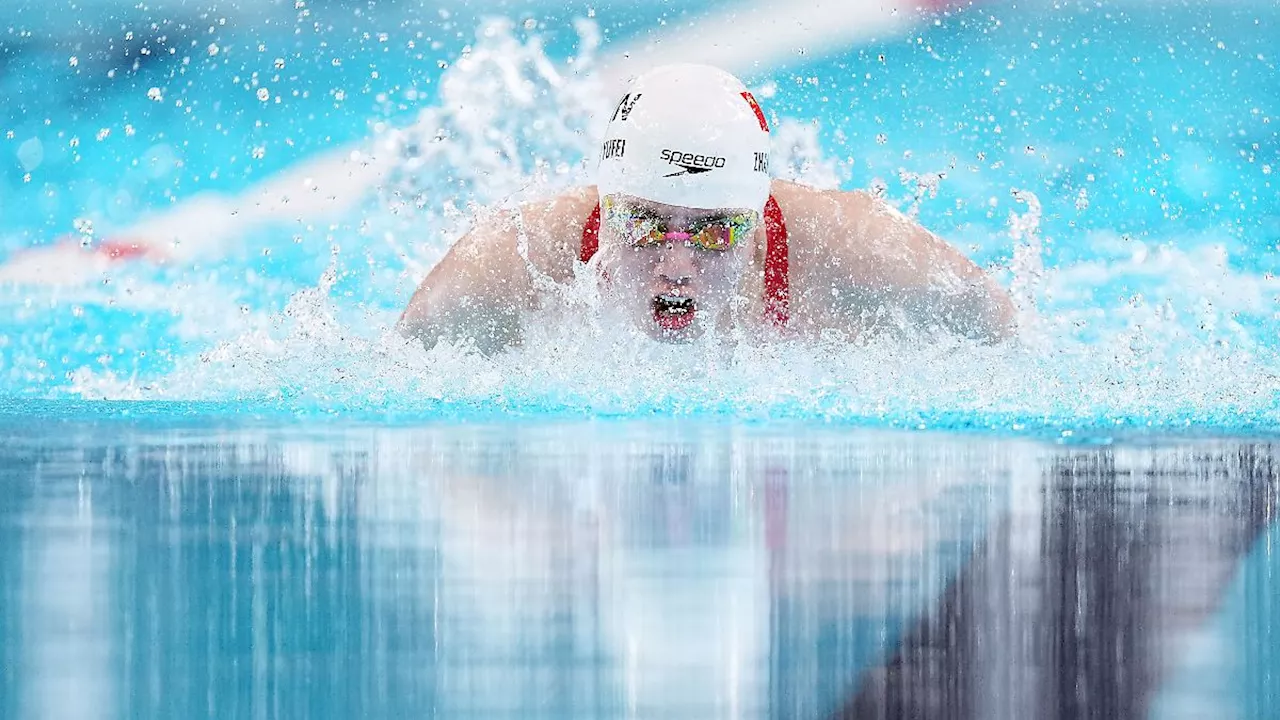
left=372, top=16, right=605, bottom=276
left=1007, top=189, right=1046, bottom=344
left=6, top=13, right=1280, bottom=437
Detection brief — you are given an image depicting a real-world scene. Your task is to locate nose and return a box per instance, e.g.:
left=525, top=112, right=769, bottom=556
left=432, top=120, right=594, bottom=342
left=654, top=236, right=698, bottom=283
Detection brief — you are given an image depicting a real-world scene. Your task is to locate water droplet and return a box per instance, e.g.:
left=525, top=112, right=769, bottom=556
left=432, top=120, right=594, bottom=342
left=147, top=87, right=164, bottom=102
left=257, top=88, right=270, bottom=101
left=331, top=57, right=342, bottom=67
left=252, top=146, right=266, bottom=159
left=1075, top=188, right=1089, bottom=211
left=73, top=218, right=94, bottom=235
left=875, top=133, right=888, bottom=144
left=274, top=57, right=286, bottom=69
left=68, top=56, right=79, bottom=67
left=96, top=128, right=110, bottom=141
left=208, top=43, right=220, bottom=56
left=523, top=18, right=537, bottom=30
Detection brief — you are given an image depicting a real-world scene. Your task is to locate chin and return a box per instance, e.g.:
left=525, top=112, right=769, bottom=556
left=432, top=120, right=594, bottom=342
left=637, top=312, right=705, bottom=343
left=651, top=325, right=702, bottom=343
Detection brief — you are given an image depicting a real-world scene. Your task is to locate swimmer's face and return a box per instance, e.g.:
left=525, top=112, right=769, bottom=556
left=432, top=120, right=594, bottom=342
left=599, top=194, right=758, bottom=342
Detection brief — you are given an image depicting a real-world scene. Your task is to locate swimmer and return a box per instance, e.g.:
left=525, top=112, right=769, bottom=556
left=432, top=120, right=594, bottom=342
left=397, top=63, right=1017, bottom=354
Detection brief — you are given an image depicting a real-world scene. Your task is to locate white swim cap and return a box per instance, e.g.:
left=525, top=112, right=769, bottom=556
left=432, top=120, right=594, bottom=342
left=596, top=63, right=772, bottom=212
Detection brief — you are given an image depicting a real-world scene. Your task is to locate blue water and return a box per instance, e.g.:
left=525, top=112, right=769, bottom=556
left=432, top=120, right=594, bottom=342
left=2, top=418, right=1279, bottom=718
left=2, top=0, right=1280, bottom=717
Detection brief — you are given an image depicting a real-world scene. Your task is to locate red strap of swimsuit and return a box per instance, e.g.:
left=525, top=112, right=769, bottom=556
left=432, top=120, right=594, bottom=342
left=762, top=195, right=790, bottom=329
left=579, top=203, right=601, bottom=263
left=579, top=196, right=790, bottom=328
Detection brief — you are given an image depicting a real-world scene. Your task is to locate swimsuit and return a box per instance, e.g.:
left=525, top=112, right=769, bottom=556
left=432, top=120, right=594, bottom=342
left=578, top=195, right=791, bottom=328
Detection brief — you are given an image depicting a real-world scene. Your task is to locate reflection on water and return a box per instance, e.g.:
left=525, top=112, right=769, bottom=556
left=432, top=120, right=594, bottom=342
left=0, top=421, right=1277, bottom=719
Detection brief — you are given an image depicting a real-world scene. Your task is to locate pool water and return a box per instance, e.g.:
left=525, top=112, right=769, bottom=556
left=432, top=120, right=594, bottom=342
left=2, top=418, right=1278, bottom=718
left=1, top=0, right=1279, bottom=716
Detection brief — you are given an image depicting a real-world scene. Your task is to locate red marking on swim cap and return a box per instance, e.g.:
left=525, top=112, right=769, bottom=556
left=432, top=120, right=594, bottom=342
left=741, top=92, right=769, bottom=132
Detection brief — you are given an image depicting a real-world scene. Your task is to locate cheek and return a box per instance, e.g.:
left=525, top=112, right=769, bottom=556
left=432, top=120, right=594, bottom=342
left=598, top=249, right=655, bottom=304
left=604, top=250, right=656, bottom=289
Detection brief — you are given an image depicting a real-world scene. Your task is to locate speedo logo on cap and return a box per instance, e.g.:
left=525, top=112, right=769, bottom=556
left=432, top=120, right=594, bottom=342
left=661, top=149, right=726, bottom=177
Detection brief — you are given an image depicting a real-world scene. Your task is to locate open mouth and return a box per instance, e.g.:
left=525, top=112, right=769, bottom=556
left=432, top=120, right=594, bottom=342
left=652, top=294, right=697, bottom=332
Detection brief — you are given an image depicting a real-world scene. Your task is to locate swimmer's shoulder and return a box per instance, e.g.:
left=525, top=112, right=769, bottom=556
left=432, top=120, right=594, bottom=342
left=766, top=179, right=879, bottom=256
left=768, top=178, right=878, bottom=223
left=514, top=185, right=600, bottom=283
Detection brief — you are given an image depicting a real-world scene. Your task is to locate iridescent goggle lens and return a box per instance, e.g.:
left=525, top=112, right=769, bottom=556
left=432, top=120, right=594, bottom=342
left=602, top=196, right=759, bottom=252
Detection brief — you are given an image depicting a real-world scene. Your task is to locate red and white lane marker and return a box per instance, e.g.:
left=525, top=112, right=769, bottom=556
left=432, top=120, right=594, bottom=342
left=596, top=0, right=975, bottom=96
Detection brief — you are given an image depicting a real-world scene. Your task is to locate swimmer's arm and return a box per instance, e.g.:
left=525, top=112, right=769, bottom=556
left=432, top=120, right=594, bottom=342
left=397, top=212, right=535, bottom=354
left=838, top=192, right=1018, bottom=342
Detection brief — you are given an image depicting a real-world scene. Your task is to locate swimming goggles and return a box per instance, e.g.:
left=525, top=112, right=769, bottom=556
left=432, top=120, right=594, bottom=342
left=601, top=195, right=759, bottom=252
